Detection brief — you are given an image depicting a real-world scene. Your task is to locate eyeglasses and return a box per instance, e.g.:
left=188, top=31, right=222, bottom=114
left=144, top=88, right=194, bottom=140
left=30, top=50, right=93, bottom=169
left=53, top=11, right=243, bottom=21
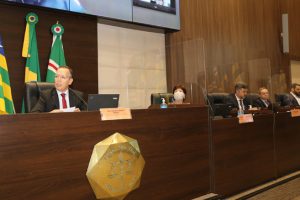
left=55, top=75, right=71, bottom=80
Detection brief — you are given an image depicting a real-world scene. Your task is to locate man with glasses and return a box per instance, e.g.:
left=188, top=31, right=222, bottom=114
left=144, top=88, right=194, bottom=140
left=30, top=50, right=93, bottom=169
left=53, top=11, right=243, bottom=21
left=31, top=66, right=86, bottom=113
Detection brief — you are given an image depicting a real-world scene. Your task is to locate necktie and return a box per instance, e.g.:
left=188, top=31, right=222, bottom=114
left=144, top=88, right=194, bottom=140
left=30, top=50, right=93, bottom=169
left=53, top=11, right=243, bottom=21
left=239, top=99, right=244, bottom=110
left=264, top=100, right=269, bottom=107
left=61, top=93, right=67, bottom=109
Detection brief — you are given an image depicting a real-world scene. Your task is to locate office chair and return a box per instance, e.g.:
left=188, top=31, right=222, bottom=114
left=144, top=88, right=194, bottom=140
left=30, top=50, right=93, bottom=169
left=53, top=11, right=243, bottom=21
left=275, top=93, right=290, bottom=106
left=150, top=93, right=174, bottom=105
left=25, top=81, right=54, bottom=113
left=246, top=93, right=260, bottom=105
left=207, top=93, right=230, bottom=117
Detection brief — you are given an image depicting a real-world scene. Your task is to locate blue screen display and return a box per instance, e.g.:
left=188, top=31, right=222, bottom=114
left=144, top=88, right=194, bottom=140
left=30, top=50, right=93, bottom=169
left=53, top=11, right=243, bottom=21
left=3, top=0, right=176, bottom=16
left=5, top=0, right=86, bottom=13
left=133, top=0, right=176, bottom=14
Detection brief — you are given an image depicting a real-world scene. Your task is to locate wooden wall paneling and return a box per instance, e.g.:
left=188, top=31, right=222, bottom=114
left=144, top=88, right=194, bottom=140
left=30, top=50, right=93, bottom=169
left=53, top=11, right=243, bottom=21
left=287, top=0, right=300, bottom=60
left=166, top=0, right=287, bottom=101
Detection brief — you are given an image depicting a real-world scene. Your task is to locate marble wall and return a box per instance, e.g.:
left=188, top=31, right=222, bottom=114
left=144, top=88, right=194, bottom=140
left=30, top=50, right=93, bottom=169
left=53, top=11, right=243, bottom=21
left=97, top=23, right=167, bottom=109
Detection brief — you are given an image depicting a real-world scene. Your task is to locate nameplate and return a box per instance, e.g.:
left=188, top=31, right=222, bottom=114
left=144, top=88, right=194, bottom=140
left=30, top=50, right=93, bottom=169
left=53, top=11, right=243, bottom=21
left=291, top=109, right=300, bottom=117
left=100, top=108, right=132, bottom=121
left=238, top=114, right=254, bottom=124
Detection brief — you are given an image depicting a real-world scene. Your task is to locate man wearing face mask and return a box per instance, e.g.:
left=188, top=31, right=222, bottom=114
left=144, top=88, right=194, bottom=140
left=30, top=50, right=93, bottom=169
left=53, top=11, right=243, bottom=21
left=171, top=85, right=188, bottom=104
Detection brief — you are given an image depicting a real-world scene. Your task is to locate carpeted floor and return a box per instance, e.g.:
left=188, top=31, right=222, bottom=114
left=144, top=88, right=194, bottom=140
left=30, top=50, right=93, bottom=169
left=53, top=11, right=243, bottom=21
left=248, top=177, right=300, bottom=200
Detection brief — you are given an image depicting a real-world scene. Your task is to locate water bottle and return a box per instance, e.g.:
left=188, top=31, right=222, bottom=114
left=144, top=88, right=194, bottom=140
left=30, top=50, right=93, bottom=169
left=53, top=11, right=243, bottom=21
left=237, top=107, right=244, bottom=116
left=160, top=98, right=168, bottom=109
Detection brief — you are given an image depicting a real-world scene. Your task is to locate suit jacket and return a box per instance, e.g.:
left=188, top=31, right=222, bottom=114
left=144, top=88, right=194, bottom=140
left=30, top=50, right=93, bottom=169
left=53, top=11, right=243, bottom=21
left=253, top=98, right=272, bottom=109
left=282, top=93, right=300, bottom=107
left=31, top=88, right=87, bottom=112
left=226, top=93, right=250, bottom=110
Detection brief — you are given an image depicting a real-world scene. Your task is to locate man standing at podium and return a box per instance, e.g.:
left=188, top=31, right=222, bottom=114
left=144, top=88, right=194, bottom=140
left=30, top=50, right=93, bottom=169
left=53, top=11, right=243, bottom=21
left=31, top=66, right=87, bottom=113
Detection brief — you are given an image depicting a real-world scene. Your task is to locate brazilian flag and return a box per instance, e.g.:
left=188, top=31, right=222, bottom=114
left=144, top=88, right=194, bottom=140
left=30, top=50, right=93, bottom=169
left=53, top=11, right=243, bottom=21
left=22, top=12, right=41, bottom=112
left=0, top=35, right=15, bottom=114
left=22, top=12, right=41, bottom=82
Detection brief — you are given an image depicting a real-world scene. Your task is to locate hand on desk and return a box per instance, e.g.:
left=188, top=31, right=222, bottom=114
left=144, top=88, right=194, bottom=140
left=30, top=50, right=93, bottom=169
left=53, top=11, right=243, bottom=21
left=49, top=108, right=81, bottom=113
left=50, top=109, right=63, bottom=113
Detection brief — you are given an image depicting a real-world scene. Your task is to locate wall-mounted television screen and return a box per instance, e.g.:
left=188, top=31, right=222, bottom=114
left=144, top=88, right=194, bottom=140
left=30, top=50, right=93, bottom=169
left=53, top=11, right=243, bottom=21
left=11, top=0, right=70, bottom=11
left=133, top=0, right=176, bottom=15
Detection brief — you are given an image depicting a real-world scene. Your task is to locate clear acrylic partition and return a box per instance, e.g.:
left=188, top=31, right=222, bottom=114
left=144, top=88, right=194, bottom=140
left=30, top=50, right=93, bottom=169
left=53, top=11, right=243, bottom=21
left=204, top=47, right=274, bottom=118
left=271, top=65, right=289, bottom=106
left=98, top=29, right=171, bottom=110
left=98, top=33, right=206, bottom=109
left=165, top=38, right=207, bottom=105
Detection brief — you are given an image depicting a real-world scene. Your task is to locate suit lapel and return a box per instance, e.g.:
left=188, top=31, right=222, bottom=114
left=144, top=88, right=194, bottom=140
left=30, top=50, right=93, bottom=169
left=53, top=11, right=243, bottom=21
left=69, top=90, right=75, bottom=107
left=232, top=95, right=239, bottom=108
left=259, top=99, right=266, bottom=108
left=51, top=89, right=59, bottom=109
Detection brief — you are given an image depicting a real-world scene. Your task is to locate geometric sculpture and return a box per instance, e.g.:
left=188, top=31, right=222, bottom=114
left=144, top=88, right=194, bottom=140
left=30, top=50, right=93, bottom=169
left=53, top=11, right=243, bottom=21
left=86, top=133, right=145, bottom=200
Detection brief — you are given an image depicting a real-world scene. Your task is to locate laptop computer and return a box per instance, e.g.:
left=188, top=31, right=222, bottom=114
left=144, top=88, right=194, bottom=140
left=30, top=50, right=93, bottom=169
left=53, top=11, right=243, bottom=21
left=87, top=94, right=119, bottom=111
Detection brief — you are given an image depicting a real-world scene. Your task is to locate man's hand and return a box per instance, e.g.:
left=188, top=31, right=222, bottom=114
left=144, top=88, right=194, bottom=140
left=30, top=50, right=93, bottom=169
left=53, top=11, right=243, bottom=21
left=50, top=109, right=63, bottom=113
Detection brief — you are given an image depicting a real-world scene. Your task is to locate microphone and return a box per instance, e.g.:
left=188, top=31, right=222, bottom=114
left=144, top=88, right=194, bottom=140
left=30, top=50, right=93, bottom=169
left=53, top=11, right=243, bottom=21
left=68, top=88, right=88, bottom=110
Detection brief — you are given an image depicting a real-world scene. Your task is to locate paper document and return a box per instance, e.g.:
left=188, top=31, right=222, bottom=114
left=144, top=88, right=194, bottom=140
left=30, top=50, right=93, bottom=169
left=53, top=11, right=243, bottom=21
left=61, top=107, right=76, bottom=112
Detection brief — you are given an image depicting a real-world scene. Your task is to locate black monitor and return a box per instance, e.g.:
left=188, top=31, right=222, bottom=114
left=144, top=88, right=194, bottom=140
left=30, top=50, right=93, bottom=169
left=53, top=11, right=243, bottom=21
left=87, top=94, right=119, bottom=111
left=133, top=0, right=176, bottom=15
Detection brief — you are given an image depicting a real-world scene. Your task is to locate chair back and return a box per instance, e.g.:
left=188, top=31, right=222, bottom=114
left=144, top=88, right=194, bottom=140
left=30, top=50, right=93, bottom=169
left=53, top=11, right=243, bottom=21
left=246, top=93, right=260, bottom=105
left=151, top=93, right=174, bottom=105
left=275, top=93, right=290, bottom=106
left=25, top=82, right=54, bottom=112
left=207, top=93, right=229, bottom=105
left=207, top=93, right=230, bottom=117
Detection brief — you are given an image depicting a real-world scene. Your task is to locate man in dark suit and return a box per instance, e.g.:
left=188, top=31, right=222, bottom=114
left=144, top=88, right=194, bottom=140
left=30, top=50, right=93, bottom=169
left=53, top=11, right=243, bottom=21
left=282, top=83, right=300, bottom=107
left=226, top=83, right=250, bottom=111
left=253, top=87, right=272, bottom=109
left=31, top=66, right=86, bottom=113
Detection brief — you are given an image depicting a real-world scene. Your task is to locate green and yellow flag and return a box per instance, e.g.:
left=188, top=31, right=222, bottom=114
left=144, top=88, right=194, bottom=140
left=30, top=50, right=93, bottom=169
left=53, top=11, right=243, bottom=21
left=46, top=23, right=66, bottom=82
left=22, top=12, right=41, bottom=83
left=22, top=12, right=41, bottom=112
left=0, top=35, right=15, bottom=114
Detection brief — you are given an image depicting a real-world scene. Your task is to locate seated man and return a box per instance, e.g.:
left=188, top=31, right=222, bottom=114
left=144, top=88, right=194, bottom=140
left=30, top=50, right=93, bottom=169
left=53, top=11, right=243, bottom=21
left=31, top=66, right=87, bottom=113
left=283, top=83, right=300, bottom=107
left=226, top=83, right=250, bottom=111
left=253, top=87, right=272, bottom=109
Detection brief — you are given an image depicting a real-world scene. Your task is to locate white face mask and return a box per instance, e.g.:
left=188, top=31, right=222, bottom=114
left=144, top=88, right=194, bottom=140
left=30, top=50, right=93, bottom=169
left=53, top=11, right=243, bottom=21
left=174, top=91, right=185, bottom=101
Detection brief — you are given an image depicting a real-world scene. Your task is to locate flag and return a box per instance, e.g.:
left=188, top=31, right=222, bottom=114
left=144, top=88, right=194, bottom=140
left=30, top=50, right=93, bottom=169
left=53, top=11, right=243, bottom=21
left=0, top=35, right=15, bottom=114
left=46, top=23, right=66, bottom=82
left=22, top=12, right=40, bottom=112
left=22, top=12, right=41, bottom=83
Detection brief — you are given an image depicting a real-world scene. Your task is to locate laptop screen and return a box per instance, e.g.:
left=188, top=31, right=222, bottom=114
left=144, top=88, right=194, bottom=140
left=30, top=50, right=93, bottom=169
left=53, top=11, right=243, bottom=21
left=87, top=94, right=119, bottom=111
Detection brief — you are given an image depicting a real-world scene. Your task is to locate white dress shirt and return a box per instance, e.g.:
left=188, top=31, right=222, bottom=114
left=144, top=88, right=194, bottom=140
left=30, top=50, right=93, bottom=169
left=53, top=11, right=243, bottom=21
left=56, top=89, right=70, bottom=109
left=235, top=95, right=245, bottom=110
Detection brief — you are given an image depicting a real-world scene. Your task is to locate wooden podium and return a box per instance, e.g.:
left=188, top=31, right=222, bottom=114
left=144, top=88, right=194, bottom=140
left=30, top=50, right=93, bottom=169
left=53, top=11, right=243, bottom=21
left=0, top=107, right=210, bottom=200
